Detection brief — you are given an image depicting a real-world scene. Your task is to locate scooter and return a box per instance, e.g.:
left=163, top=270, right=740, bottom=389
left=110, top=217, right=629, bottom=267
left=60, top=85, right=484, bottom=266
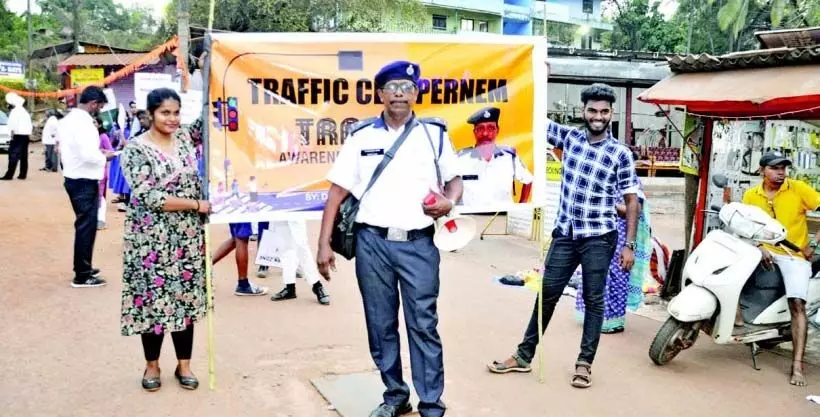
left=649, top=175, right=820, bottom=369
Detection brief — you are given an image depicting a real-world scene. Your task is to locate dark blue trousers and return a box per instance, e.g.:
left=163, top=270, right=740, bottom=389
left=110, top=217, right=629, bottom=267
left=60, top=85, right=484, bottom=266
left=516, top=228, right=617, bottom=365
left=355, top=227, right=446, bottom=417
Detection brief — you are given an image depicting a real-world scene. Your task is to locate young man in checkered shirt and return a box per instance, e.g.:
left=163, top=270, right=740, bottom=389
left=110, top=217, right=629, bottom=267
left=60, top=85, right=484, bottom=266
left=488, top=83, right=640, bottom=389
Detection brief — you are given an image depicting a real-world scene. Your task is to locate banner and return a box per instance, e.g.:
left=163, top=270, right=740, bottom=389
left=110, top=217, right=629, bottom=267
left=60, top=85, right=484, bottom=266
left=207, top=33, right=547, bottom=224
left=678, top=114, right=704, bottom=176
left=0, top=61, right=23, bottom=80
left=71, top=68, right=104, bottom=87
left=134, top=72, right=175, bottom=109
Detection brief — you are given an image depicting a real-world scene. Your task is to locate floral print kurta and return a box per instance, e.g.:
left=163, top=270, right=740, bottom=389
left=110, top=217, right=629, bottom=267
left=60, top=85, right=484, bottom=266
left=120, top=121, right=205, bottom=336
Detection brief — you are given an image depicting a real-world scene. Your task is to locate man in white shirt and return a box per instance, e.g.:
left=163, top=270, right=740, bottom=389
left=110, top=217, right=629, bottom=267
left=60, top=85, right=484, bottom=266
left=40, top=110, right=62, bottom=172
left=457, top=107, right=533, bottom=209
left=1, top=92, right=33, bottom=180
left=59, top=86, right=113, bottom=288
left=317, top=61, right=463, bottom=417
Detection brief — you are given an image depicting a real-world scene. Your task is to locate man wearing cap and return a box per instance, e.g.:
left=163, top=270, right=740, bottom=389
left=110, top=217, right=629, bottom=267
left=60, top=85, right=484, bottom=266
left=741, top=151, right=820, bottom=387
left=317, top=60, right=463, bottom=417
left=1, top=92, right=33, bottom=180
left=457, top=106, right=533, bottom=208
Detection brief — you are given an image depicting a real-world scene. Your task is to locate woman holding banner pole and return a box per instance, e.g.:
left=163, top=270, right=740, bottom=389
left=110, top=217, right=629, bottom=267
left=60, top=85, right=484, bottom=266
left=121, top=88, right=210, bottom=392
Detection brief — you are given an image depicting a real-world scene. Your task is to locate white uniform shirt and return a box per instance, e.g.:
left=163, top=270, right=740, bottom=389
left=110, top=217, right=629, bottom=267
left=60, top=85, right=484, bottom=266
left=327, top=116, right=459, bottom=230
left=457, top=145, right=533, bottom=207
left=58, top=108, right=106, bottom=180
left=41, top=116, right=59, bottom=145
left=8, top=106, right=33, bottom=136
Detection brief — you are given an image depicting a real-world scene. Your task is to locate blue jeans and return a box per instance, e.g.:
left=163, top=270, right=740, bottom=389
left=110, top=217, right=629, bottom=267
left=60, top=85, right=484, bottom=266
left=355, top=227, right=446, bottom=417
left=516, top=228, right=617, bottom=365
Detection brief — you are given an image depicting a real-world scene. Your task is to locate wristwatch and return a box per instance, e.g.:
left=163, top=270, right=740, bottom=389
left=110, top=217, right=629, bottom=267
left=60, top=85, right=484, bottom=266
left=625, top=241, right=636, bottom=250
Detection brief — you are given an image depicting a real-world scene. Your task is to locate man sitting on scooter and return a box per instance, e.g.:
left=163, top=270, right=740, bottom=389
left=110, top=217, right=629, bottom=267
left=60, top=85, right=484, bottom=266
left=741, top=151, right=820, bottom=387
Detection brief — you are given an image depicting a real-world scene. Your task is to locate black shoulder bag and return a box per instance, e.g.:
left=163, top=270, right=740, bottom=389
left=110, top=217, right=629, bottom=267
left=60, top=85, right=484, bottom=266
left=331, top=119, right=418, bottom=260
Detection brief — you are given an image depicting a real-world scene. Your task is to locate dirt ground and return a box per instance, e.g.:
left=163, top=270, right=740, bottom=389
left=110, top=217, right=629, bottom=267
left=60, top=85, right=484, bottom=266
left=0, top=144, right=817, bottom=417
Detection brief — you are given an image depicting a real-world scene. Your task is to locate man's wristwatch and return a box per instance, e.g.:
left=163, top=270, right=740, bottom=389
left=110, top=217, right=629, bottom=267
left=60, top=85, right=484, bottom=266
left=625, top=241, right=636, bottom=251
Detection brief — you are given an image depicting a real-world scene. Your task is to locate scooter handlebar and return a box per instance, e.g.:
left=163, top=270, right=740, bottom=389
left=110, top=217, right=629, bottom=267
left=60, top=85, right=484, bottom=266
left=779, top=240, right=802, bottom=253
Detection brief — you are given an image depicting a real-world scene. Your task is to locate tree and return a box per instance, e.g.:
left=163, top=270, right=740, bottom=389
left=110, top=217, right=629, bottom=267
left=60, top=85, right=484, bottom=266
left=161, top=0, right=428, bottom=33
left=39, top=0, right=158, bottom=51
left=709, top=0, right=820, bottom=37
left=603, top=0, right=685, bottom=52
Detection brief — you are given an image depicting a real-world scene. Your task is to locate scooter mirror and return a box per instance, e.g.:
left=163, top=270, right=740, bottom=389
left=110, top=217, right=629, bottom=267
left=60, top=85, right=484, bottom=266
left=712, top=174, right=729, bottom=188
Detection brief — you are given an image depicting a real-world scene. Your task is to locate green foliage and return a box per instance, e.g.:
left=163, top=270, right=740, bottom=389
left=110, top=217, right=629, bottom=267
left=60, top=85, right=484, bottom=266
left=38, top=0, right=158, bottom=51
left=170, top=0, right=428, bottom=33
left=603, top=0, right=685, bottom=52
left=707, top=0, right=820, bottom=37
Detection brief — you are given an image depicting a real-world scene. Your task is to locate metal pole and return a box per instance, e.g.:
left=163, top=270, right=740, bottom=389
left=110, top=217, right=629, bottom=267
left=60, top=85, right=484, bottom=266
left=178, top=0, right=190, bottom=92
left=26, top=0, right=33, bottom=113
left=201, top=33, right=215, bottom=391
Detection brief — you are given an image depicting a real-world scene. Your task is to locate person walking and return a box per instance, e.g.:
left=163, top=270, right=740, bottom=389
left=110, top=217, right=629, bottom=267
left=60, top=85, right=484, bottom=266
left=58, top=86, right=113, bottom=287
left=487, top=83, right=640, bottom=389
left=41, top=110, right=62, bottom=173
left=120, top=88, right=209, bottom=392
left=264, top=220, right=330, bottom=305
left=95, top=117, right=115, bottom=230
left=318, top=60, right=463, bottom=417
left=1, top=92, right=33, bottom=180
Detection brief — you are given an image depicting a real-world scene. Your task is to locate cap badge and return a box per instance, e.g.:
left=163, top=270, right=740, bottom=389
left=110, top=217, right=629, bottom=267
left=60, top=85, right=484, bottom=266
left=483, top=110, right=491, bottom=118
left=406, top=65, right=414, bottom=75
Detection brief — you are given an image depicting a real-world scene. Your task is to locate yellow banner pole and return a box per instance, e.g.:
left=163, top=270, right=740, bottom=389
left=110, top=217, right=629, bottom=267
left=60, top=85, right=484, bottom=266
left=203, top=0, right=217, bottom=390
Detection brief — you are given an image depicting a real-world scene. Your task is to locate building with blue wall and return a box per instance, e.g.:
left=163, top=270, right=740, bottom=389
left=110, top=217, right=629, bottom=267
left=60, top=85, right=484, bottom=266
left=419, top=0, right=612, bottom=47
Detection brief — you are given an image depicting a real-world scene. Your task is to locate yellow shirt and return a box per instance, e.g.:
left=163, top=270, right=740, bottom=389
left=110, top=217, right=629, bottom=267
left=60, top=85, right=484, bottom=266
left=742, top=178, right=820, bottom=258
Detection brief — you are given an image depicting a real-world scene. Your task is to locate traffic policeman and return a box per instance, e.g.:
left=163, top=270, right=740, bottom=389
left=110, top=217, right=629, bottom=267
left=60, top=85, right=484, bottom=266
left=317, top=60, right=463, bottom=417
left=457, top=107, right=533, bottom=208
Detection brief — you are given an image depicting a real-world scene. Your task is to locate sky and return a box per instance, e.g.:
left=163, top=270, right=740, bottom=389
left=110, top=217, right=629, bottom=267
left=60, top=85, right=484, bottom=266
left=6, top=0, right=171, bottom=19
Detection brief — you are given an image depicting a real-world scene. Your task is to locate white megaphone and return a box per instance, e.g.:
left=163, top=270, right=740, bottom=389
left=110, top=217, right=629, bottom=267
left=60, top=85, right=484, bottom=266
left=424, top=191, right=476, bottom=251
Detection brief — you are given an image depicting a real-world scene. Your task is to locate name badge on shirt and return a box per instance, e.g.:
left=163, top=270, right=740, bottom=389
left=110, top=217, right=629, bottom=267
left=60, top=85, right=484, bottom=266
left=361, top=148, right=385, bottom=157
left=463, top=175, right=479, bottom=181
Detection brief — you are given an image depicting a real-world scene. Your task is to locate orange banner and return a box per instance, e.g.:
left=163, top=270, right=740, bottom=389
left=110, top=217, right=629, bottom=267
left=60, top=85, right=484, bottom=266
left=207, top=33, right=547, bottom=224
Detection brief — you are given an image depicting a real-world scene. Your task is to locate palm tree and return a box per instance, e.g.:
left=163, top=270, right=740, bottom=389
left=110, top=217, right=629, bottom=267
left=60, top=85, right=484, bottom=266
left=709, top=0, right=820, bottom=37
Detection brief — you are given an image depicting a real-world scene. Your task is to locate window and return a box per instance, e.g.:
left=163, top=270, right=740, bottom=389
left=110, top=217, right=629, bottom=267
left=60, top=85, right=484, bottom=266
left=460, top=18, right=474, bottom=32
left=592, top=29, right=602, bottom=43
left=478, top=20, right=489, bottom=32
left=432, top=15, right=447, bottom=30
left=582, top=0, right=593, bottom=15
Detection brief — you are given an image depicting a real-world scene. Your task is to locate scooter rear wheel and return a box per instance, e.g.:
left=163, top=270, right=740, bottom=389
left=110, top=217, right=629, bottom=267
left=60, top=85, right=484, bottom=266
left=649, top=317, right=701, bottom=366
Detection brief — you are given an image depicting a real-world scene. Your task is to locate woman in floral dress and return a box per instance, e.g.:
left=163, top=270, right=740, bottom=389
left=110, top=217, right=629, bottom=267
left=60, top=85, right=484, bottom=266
left=121, top=88, right=210, bottom=392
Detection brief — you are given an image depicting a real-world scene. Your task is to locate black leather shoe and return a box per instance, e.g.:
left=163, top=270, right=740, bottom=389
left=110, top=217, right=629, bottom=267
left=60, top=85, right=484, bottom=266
left=271, top=285, right=297, bottom=301
left=369, top=402, right=412, bottom=417
left=142, top=369, right=161, bottom=392
left=174, top=366, right=199, bottom=390
left=312, top=283, right=330, bottom=305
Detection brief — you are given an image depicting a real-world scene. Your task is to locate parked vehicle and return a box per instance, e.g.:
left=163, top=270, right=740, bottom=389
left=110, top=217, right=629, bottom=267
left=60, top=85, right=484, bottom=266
left=649, top=175, right=820, bottom=369
left=0, top=110, right=9, bottom=152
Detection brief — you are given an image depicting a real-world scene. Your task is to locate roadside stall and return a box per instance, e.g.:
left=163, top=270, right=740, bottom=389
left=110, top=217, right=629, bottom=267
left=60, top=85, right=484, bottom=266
left=638, top=27, right=820, bottom=252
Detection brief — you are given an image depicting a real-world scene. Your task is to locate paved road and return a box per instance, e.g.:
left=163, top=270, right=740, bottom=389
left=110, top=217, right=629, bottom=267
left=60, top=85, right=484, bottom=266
left=0, top=148, right=816, bottom=416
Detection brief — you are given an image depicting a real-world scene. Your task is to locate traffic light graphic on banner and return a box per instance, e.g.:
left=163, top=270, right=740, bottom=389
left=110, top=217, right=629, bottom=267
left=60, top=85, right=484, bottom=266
left=226, top=97, right=239, bottom=132
left=211, top=98, right=223, bottom=130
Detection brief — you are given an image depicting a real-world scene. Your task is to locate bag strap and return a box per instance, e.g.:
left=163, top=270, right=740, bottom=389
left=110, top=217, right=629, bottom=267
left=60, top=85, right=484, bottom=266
left=359, top=118, right=418, bottom=201
left=420, top=122, right=443, bottom=189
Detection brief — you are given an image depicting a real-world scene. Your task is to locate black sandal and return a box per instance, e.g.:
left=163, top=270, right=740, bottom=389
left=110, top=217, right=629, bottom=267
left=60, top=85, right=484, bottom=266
left=142, top=369, right=161, bottom=392
left=571, top=362, right=592, bottom=388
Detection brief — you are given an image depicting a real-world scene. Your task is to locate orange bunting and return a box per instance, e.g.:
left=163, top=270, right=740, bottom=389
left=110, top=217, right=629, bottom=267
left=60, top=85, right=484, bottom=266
left=0, top=37, right=181, bottom=99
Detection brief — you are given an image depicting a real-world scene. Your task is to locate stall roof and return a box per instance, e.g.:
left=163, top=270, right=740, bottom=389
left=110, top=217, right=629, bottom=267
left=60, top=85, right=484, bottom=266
left=639, top=27, right=820, bottom=118
left=638, top=65, right=820, bottom=117
left=58, top=53, right=159, bottom=67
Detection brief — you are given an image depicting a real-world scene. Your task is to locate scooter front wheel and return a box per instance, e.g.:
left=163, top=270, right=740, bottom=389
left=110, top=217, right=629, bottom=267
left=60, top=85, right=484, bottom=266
left=649, top=317, right=701, bottom=366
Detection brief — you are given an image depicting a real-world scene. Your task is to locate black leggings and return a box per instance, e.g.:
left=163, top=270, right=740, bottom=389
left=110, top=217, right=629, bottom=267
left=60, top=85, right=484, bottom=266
left=140, top=324, right=194, bottom=361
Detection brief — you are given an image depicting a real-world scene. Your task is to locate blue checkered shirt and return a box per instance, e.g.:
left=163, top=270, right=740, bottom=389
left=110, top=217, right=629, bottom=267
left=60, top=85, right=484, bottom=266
left=548, top=122, right=640, bottom=239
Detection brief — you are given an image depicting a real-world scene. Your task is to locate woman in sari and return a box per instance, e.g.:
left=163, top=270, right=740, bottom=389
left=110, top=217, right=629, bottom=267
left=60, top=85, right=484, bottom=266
left=574, top=175, right=652, bottom=334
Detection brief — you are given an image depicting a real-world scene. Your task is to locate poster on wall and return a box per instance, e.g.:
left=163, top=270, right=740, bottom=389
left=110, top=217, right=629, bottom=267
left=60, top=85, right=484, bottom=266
left=678, top=114, right=704, bottom=176
left=134, top=72, right=175, bottom=109
left=206, top=33, right=548, bottom=224
left=71, top=68, right=104, bottom=87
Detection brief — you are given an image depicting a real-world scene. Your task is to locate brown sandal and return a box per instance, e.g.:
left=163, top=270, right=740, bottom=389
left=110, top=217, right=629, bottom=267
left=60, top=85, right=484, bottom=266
left=487, top=354, right=532, bottom=374
left=571, top=362, right=592, bottom=388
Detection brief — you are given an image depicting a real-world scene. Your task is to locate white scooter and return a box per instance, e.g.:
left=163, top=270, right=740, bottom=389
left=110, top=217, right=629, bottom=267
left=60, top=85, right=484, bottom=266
left=649, top=175, right=820, bottom=369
